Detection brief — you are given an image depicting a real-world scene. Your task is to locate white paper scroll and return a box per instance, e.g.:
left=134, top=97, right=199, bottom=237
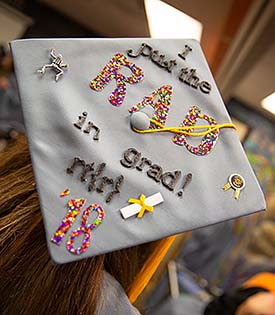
left=120, top=192, right=164, bottom=219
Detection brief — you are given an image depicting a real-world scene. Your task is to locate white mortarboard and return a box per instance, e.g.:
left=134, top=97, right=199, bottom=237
left=10, top=38, right=266, bottom=264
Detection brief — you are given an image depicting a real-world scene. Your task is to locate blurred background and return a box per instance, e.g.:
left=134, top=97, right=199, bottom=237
left=0, top=0, right=274, bottom=314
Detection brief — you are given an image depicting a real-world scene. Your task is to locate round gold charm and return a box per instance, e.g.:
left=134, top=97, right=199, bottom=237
left=229, top=174, right=245, bottom=190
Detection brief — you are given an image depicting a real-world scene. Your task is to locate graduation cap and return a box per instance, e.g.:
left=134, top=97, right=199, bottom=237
left=10, top=38, right=265, bottom=265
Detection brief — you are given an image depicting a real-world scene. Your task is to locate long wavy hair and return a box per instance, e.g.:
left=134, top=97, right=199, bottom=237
left=0, top=135, right=156, bottom=314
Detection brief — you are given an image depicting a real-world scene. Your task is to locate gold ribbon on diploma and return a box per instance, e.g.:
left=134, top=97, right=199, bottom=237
left=128, top=194, right=154, bottom=218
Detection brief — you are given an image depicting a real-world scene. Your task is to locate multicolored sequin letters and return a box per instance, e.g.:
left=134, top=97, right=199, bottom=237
left=90, top=53, right=144, bottom=106
left=129, top=85, right=219, bottom=156
left=51, top=199, right=104, bottom=255
left=51, top=198, right=86, bottom=245
left=66, top=203, right=104, bottom=255
left=88, top=49, right=220, bottom=156
left=129, top=85, right=173, bottom=128
left=173, top=106, right=219, bottom=156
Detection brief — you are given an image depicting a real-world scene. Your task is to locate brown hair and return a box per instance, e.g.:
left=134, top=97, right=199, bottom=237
left=0, top=135, right=156, bottom=314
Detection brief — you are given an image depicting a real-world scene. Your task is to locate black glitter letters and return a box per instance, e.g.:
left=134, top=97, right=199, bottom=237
left=127, top=43, right=212, bottom=94
left=106, top=175, right=124, bottom=203
left=67, top=157, right=123, bottom=204
left=120, top=148, right=141, bottom=168
left=74, top=112, right=101, bottom=141
left=66, top=157, right=94, bottom=182
left=161, top=171, right=182, bottom=191
left=88, top=163, right=106, bottom=192
left=120, top=148, right=192, bottom=196
left=147, top=164, right=163, bottom=182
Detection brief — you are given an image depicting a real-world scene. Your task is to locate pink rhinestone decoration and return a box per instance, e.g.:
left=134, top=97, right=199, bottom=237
left=90, top=53, right=144, bottom=107
left=173, top=106, right=220, bottom=156
left=51, top=198, right=86, bottom=245
left=66, top=203, right=104, bottom=255
left=129, top=85, right=173, bottom=128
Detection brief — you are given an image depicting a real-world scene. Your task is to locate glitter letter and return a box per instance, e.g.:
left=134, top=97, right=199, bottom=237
left=129, top=85, right=173, bottom=128
left=90, top=53, right=144, bottom=107
left=66, top=204, right=104, bottom=255
left=173, top=106, right=219, bottom=156
left=51, top=199, right=86, bottom=245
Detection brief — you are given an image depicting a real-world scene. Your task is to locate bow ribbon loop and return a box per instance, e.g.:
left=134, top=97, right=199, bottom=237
left=128, top=194, right=154, bottom=218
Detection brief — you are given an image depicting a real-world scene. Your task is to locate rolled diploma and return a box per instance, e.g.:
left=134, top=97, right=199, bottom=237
left=120, top=192, right=164, bottom=219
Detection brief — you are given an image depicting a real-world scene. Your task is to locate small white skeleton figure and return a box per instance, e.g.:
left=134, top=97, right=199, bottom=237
left=37, top=49, right=68, bottom=81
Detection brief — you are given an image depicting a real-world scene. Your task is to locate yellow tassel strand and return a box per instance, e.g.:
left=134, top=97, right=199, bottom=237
left=128, top=235, right=177, bottom=304
left=134, top=119, right=236, bottom=137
